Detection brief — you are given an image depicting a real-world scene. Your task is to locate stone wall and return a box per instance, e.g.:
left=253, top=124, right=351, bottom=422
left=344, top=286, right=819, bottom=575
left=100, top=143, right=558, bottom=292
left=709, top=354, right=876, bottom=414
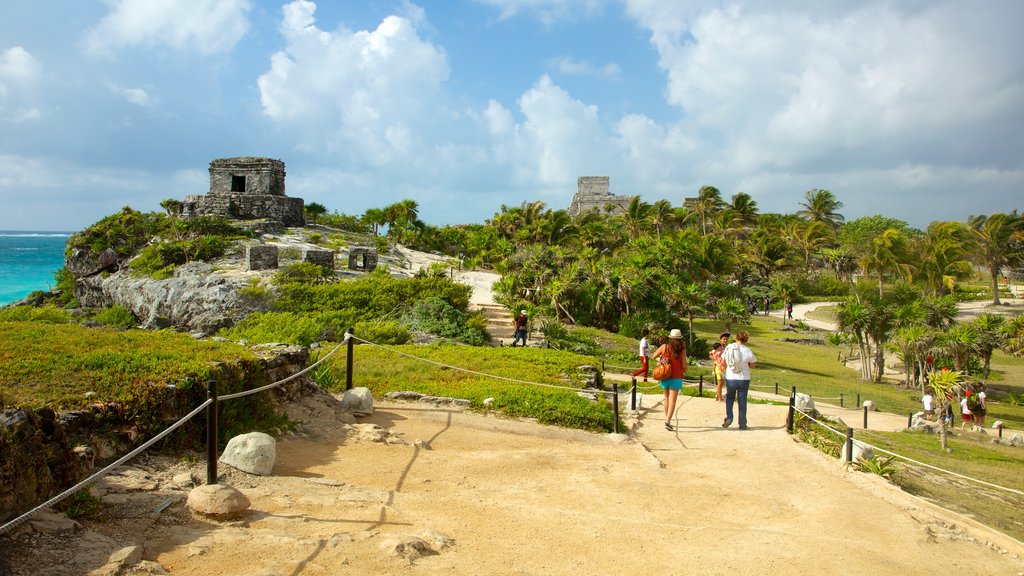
left=0, top=346, right=312, bottom=524
left=247, top=244, right=279, bottom=271
left=348, top=247, right=378, bottom=272
left=568, top=176, right=634, bottom=216
left=303, top=249, right=335, bottom=273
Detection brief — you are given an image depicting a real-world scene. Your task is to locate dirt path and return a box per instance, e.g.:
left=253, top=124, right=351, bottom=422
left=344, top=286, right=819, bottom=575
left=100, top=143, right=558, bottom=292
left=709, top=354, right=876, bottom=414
left=125, top=398, right=1024, bottom=574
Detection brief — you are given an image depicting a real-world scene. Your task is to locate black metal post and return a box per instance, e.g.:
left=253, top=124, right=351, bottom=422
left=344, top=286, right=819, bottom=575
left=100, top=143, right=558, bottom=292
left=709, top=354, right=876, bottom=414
left=863, top=405, right=868, bottom=429
left=612, top=383, right=620, bottom=434
left=840, top=393, right=844, bottom=407
left=775, top=382, right=779, bottom=395
left=630, top=378, right=637, bottom=411
left=206, top=380, right=218, bottom=485
left=845, top=427, right=854, bottom=463
left=786, top=393, right=795, bottom=434
left=345, top=327, right=354, bottom=391
left=856, top=393, right=861, bottom=408
left=998, top=423, right=1004, bottom=438
left=907, top=412, right=913, bottom=428
left=699, top=374, right=703, bottom=397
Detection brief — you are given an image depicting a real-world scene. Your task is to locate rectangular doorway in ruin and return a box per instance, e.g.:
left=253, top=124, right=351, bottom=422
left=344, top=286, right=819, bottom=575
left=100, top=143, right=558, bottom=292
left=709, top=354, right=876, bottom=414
left=231, top=175, right=246, bottom=192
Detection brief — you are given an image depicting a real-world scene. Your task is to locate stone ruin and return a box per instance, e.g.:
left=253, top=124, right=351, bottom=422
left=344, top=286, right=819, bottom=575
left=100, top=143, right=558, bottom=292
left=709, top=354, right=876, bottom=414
left=568, top=176, right=634, bottom=217
left=179, top=157, right=305, bottom=227
left=348, top=247, right=378, bottom=272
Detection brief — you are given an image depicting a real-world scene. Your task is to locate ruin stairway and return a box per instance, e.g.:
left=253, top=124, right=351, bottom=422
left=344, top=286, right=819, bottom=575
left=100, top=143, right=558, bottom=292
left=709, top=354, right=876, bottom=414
left=475, top=303, right=545, bottom=347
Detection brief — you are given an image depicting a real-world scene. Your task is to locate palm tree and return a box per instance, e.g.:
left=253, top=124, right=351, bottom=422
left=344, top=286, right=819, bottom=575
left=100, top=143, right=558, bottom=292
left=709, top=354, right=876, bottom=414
left=746, top=229, right=794, bottom=281
left=362, top=208, right=387, bottom=235
left=796, top=188, right=845, bottom=230
left=915, top=222, right=972, bottom=296
left=837, top=299, right=872, bottom=380
left=771, top=278, right=797, bottom=325
left=938, top=324, right=978, bottom=374
left=887, top=325, right=930, bottom=390
left=1003, top=315, right=1024, bottom=357
left=859, top=227, right=913, bottom=297
left=968, top=212, right=1024, bottom=305
left=649, top=199, right=676, bottom=241
left=618, top=196, right=652, bottom=240
left=304, top=202, right=327, bottom=226
left=928, top=368, right=964, bottom=451
left=971, top=314, right=1006, bottom=381
left=687, top=186, right=725, bottom=235
left=715, top=299, right=749, bottom=333
left=666, top=283, right=707, bottom=345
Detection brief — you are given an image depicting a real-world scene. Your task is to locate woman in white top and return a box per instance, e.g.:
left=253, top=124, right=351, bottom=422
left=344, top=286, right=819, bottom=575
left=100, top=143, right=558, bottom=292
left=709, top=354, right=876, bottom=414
left=722, top=331, right=757, bottom=430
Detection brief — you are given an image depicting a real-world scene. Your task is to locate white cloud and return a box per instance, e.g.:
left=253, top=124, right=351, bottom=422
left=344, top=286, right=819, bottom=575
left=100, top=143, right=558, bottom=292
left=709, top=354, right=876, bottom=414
left=257, top=1, right=450, bottom=166
left=112, top=85, right=155, bottom=107
left=82, top=0, right=251, bottom=56
left=0, top=46, right=42, bottom=122
left=0, top=47, right=41, bottom=82
left=548, top=56, right=620, bottom=79
left=474, top=0, right=606, bottom=24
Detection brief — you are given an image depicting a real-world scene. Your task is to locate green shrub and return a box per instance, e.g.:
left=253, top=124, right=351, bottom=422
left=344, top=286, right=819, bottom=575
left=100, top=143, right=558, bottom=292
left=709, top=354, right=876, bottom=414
left=543, top=321, right=599, bottom=355
left=0, top=305, right=73, bottom=324
left=354, top=320, right=410, bottom=345
left=92, top=305, right=136, bottom=328
left=307, top=233, right=323, bottom=245
left=403, top=296, right=487, bottom=345
left=219, top=311, right=327, bottom=346
left=274, top=261, right=335, bottom=285
left=279, top=247, right=303, bottom=260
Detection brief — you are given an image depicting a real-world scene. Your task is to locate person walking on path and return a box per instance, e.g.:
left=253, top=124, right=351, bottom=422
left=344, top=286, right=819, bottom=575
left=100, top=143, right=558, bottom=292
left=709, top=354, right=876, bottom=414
left=973, top=384, right=988, bottom=427
left=959, top=392, right=974, bottom=430
left=631, top=328, right=651, bottom=382
left=651, top=329, right=688, bottom=431
left=511, top=310, right=529, bottom=347
left=722, top=331, right=757, bottom=430
left=710, top=332, right=729, bottom=401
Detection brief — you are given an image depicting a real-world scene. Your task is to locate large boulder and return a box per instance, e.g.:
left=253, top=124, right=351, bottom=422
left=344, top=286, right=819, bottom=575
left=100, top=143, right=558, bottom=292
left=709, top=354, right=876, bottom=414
left=839, top=440, right=874, bottom=461
left=794, top=393, right=815, bottom=413
left=219, top=432, right=276, bottom=476
left=341, top=387, right=374, bottom=416
left=186, top=483, right=250, bottom=519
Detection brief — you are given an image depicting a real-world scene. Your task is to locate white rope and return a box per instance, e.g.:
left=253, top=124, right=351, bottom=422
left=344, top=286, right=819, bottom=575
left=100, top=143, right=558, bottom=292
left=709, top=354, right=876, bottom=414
left=794, top=408, right=1024, bottom=497
left=351, top=335, right=616, bottom=396
left=793, top=407, right=848, bottom=438
left=0, top=398, right=213, bottom=535
left=858, top=441, right=1024, bottom=497
left=220, top=333, right=350, bottom=401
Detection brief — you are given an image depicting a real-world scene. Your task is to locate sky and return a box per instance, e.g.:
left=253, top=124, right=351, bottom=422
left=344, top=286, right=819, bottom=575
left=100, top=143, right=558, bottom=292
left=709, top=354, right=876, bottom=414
left=1, top=0, right=1022, bottom=233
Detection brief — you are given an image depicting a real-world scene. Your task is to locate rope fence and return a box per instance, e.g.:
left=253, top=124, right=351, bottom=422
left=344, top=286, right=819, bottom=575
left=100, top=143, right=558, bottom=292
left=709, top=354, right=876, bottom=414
left=0, top=334, right=351, bottom=536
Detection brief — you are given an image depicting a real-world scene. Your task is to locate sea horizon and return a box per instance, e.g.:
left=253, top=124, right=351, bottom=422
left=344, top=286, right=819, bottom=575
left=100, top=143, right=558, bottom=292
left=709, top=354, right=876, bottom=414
left=0, top=230, right=73, bottom=305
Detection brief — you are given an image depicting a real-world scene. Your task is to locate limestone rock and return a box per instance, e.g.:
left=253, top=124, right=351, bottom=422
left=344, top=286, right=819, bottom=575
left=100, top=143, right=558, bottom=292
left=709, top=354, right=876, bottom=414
left=341, top=387, right=374, bottom=416
left=840, top=440, right=874, bottom=462
left=794, top=393, right=815, bottom=413
left=380, top=529, right=453, bottom=561
left=220, top=432, right=276, bottom=476
left=186, top=483, right=251, bottom=519
left=862, top=400, right=876, bottom=412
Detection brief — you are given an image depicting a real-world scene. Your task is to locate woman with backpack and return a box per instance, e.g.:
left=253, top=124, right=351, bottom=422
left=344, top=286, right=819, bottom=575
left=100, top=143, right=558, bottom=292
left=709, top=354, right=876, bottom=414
left=722, top=331, right=757, bottom=430
left=650, top=329, right=688, bottom=431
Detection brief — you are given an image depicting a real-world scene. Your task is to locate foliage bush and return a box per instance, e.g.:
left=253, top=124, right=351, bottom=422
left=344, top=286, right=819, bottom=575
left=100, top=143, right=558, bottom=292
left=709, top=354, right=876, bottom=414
left=402, top=297, right=488, bottom=345
left=273, top=261, right=335, bottom=285
left=354, top=319, right=410, bottom=345
left=0, top=305, right=72, bottom=324
left=92, top=305, right=136, bottom=328
left=542, top=321, right=599, bottom=355
left=220, top=311, right=329, bottom=346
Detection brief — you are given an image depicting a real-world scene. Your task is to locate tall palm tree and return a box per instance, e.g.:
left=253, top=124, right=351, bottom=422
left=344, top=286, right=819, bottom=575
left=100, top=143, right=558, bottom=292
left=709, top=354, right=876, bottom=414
left=938, top=324, right=978, bottom=374
left=915, top=221, right=973, bottom=296
left=837, top=299, right=872, bottom=380
left=887, top=325, right=931, bottom=390
left=666, top=283, right=708, bottom=345
left=859, top=227, right=913, bottom=297
left=618, top=196, right=652, bottom=240
left=649, top=199, right=676, bottom=241
left=928, top=368, right=963, bottom=451
left=796, top=188, right=845, bottom=230
left=971, top=313, right=1006, bottom=381
left=968, top=212, right=1024, bottom=305
left=687, top=186, right=725, bottom=235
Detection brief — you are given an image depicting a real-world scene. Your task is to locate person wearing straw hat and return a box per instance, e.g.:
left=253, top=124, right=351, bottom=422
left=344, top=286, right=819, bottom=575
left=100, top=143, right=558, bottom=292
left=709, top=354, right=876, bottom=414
left=511, top=310, right=529, bottom=347
left=722, top=331, right=757, bottom=429
left=650, top=329, right=688, bottom=431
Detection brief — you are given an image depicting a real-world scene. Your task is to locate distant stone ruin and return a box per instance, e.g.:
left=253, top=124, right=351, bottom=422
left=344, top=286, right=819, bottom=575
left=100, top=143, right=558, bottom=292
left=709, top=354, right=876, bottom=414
left=180, top=157, right=305, bottom=227
left=568, top=176, right=634, bottom=217
left=348, top=247, right=378, bottom=272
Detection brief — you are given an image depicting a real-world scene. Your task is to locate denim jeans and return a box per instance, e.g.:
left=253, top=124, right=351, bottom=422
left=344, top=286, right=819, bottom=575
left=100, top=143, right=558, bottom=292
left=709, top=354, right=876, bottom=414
left=725, top=379, right=750, bottom=427
left=511, top=329, right=527, bottom=346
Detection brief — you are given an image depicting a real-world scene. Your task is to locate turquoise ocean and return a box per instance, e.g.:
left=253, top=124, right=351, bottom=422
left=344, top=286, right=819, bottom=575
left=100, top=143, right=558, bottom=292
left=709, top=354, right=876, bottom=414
left=0, top=231, right=71, bottom=306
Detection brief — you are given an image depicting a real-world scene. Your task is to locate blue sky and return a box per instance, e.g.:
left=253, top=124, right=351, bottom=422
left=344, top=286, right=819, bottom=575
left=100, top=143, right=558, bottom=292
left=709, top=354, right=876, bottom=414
left=1, top=0, right=1022, bottom=232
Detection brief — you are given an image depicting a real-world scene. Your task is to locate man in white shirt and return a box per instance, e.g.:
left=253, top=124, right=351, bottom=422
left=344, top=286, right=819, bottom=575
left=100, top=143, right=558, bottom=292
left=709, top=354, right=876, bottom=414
left=722, top=331, right=757, bottom=430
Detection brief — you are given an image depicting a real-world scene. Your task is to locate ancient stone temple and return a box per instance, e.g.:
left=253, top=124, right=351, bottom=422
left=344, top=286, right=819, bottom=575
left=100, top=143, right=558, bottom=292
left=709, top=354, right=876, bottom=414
left=568, top=176, right=634, bottom=217
left=179, top=157, right=305, bottom=226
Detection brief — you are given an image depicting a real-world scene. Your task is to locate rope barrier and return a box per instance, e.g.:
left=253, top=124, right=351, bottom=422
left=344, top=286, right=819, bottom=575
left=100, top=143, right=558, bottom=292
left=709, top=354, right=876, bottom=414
left=793, top=407, right=1024, bottom=497
left=857, top=441, right=1024, bottom=497
left=220, top=334, right=349, bottom=401
left=351, top=335, right=620, bottom=396
left=0, top=398, right=213, bottom=535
